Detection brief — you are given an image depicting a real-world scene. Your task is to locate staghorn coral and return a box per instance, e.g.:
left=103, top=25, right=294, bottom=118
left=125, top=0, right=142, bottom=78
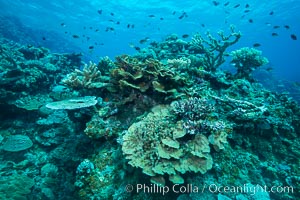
left=122, top=105, right=214, bottom=185
left=62, top=61, right=110, bottom=89
left=190, top=25, right=241, bottom=71
left=231, top=47, right=269, bottom=80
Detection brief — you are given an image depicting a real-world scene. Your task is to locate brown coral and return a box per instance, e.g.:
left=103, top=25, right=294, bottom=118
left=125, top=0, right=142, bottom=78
left=122, top=105, right=213, bottom=184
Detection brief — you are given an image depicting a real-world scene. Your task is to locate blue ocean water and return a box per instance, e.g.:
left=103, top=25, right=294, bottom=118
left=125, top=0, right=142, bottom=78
left=1, top=0, right=299, bottom=81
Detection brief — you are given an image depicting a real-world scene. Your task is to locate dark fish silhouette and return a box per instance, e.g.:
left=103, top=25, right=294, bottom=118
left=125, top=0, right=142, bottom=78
left=89, top=46, right=94, bottom=49
left=245, top=4, right=250, bottom=8
left=178, top=12, right=187, bottom=19
left=172, top=11, right=176, bottom=15
left=291, top=34, right=297, bottom=40
left=201, top=24, right=205, bottom=27
left=233, top=4, right=240, bottom=8
left=61, top=23, right=66, bottom=27
left=42, top=37, right=46, bottom=40
left=272, top=33, right=278, bottom=36
left=253, top=43, right=261, bottom=47
left=224, top=1, right=229, bottom=6
left=182, top=34, right=189, bottom=38
left=97, top=10, right=102, bottom=15
left=160, top=17, right=164, bottom=20
left=134, top=46, right=141, bottom=51
left=127, top=24, right=130, bottom=28
left=244, top=9, right=251, bottom=13
left=248, top=19, right=253, bottom=23
left=105, top=27, right=114, bottom=32
left=116, top=21, right=120, bottom=24
left=269, top=11, right=274, bottom=15
left=110, top=12, right=114, bottom=16
left=284, top=25, right=290, bottom=29
left=148, top=14, right=155, bottom=17
left=212, top=1, right=220, bottom=6
left=273, top=25, right=280, bottom=29
left=139, top=37, right=150, bottom=44
left=72, top=35, right=80, bottom=38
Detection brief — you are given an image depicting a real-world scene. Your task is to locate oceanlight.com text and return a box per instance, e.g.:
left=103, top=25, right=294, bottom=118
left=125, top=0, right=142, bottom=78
left=125, top=183, right=294, bottom=196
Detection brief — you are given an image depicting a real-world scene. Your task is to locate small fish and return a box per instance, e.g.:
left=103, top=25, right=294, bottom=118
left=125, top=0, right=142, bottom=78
left=245, top=4, right=250, bottom=8
left=97, top=10, right=102, bottom=15
left=72, top=35, right=80, bottom=38
left=233, top=4, right=240, bottom=8
left=64, top=31, right=68, bottom=34
left=131, top=24, right=135, bottom=28
left=109, top=19, right=114, bottom=22
left=182, top=34, right=189, bottom=38
left=89, top=46, right=94, bottom=49
left=269, top=11, right=274, bottom=15
left=201, top=24, right=205, bottom=27
left=110, top=12, right=114, bottom=16
left=95, top=29, right=99, bottom=32
left=127, top=24, right=130, bottom=28
left=291, top=34, right=297, bottom=40
left=105, top=27, right=115, bottom=32
left=253, top=43, right=261, bottom=47
left=148, top=14, right=155, bottom=18
left=244, top=9, right=251, bottom=13
left=172, top=11, right=176, bottom=15
left=178, top=12, right=187, bottom=19
left=273, top=25, right=280, bottom=29
left=284, top=25, right=290, bottom=29
left=266, top=67, right=273, bottom=72
left=134, top=46, right=141, bottom=51
left=224, top=1, right=229, bottom=6
left=139, top=37, right=149, bottom=44
left=116, top=21, right=120, bottom=24
left=248, top=19, right=253, bottom=23
left=42, top=37, right=46, bottom=40
left=272, top=33, right=278, bottom=36
left=61, top=23, right=66, bottom=27
left=265, top=22, right=271, bottom=26
left=83, top=26, right=86, bottom=29
left=160, top=17, right=164, bottom=20
left=212, top=1, right=220, bottom=6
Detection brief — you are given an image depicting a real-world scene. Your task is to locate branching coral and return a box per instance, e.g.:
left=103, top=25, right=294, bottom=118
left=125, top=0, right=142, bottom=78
left=62, top=62, right=110, bottom=89
left=230, top=47, right=269, bottom=80
left=190, top=25, right=241, bottom=71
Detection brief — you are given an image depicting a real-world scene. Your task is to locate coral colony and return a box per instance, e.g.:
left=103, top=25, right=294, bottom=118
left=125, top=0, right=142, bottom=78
left=0, top=26, right=299, bottom=200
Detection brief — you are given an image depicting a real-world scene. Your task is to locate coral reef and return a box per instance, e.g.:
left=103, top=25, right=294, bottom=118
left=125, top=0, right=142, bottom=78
left=1, top=26, right=299, bottom=200
left=122, top=105, right=224, bottom=185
